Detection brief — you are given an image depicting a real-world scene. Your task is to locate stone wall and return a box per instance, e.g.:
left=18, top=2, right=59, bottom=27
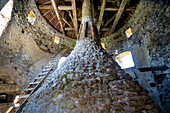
left=102, top=0, right=170, bottom=112
left=13, top=0, right=76, bottom=50
left=0, top=19, right=53, bottom=105
left=21, top=37, right=162, bottom=113
left=0, top=0, right=8, bottom=10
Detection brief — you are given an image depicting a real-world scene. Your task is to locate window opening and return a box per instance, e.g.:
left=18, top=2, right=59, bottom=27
left=27, top=10, right=36, bottom=25
left=58, top=57, right=67, bottom=67
left=54, top=36, right=60, bottom=44
left=0, top=0, right=13, bottom=37
left=125, top=28, right=133, bottom=38
left=115, top=51, right=135, bottom=69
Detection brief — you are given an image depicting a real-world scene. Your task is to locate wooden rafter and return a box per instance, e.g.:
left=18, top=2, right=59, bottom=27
left=51, top=0, right=65, bottom=35
left=98, top=7, right=135, bottom=11
left=43, top=9, right=53, bottom=16
left=109, top=0, right=128, bottom=34
left=71, top=0, right=78, bottom=34
left=62, top=18, right=73, bottom=28
left=38, top=5, right=52, bottom=9
left=103, top=13, right=117, bottom=27
left=58, top=6, right=72, bottom=10
left=97, top=0, right=106, bottom=31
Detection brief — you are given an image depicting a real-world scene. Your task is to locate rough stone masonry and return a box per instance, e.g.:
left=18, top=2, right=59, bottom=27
left=21, top=37, right=162, bottom=113
left=20, top=0, right=163, bottom=112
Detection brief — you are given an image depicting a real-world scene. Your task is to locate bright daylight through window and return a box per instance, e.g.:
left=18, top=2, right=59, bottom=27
left=115, top=51, right=135, bottom=69
left=0, top=0, right=13, bottom=37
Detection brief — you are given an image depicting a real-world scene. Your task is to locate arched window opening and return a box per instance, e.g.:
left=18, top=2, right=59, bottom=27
left=115, top=51, right=135, bottom=69
left=58, top=57, right=67, bottom=68
left=0, top=0, right=13, bottom=37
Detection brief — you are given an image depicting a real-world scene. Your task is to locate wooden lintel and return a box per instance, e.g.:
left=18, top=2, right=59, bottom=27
left=38, top=5, right=52, bottom=10
left=97, top=0, right=106, bottom=31
left=51, top=0, right=65, bottom=35
left=71, top=0, right=78, bottom=34
left=109, top=0, right=128, bottom=34
left=58, top=6, right=72, bottom=10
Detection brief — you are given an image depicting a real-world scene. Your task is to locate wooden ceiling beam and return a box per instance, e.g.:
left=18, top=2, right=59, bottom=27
left=58, top=6, right=72, bottom=10
left=109, top=0, right=128, bottom=34
left=62, top=18, right=73, bottom=28
left=51, top=0, right=65, bottom=35
left=71, top=0, right=78, bottom=35
left=98, top=7, right=135, bottom=11
left=97, top=0, right=106, bottom=31
left=65, top=27, right=74, bottom=31
left=103, top=13, right=117, bottom=27
left=41, top=1, right=51, bottom=5
left=38, top=5, right=52, bottom=10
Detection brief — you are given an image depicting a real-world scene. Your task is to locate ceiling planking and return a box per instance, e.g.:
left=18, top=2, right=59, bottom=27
left=35, top=0, right=139, bottom=39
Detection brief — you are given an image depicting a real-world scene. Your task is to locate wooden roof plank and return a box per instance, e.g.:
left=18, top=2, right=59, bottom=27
left=51, top=0, right=65, bottom=35
left=109, top=0, right=128, bottom=34
left=97, top=0, right=106, bottom=31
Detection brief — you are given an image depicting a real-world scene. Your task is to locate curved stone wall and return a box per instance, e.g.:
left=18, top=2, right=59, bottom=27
left=13, top=0, right=76, bottom=50
left=102, top=0, right=170, bottom=112
left=0, top=19, right=53, bottom=112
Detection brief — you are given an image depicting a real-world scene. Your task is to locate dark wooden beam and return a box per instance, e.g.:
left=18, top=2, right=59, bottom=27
left=51, top=0, right=65, bottom=35
left=43, top=9, right=53, bottom=16
left=109, top=0, right=128, bottom=34
left=97, top=0, right=106, bottom=31
left=103, top=13, right=117, bottom=27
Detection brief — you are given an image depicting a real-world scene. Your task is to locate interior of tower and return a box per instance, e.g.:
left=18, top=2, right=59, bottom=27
left=0, top=0, right=169, bottom=113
